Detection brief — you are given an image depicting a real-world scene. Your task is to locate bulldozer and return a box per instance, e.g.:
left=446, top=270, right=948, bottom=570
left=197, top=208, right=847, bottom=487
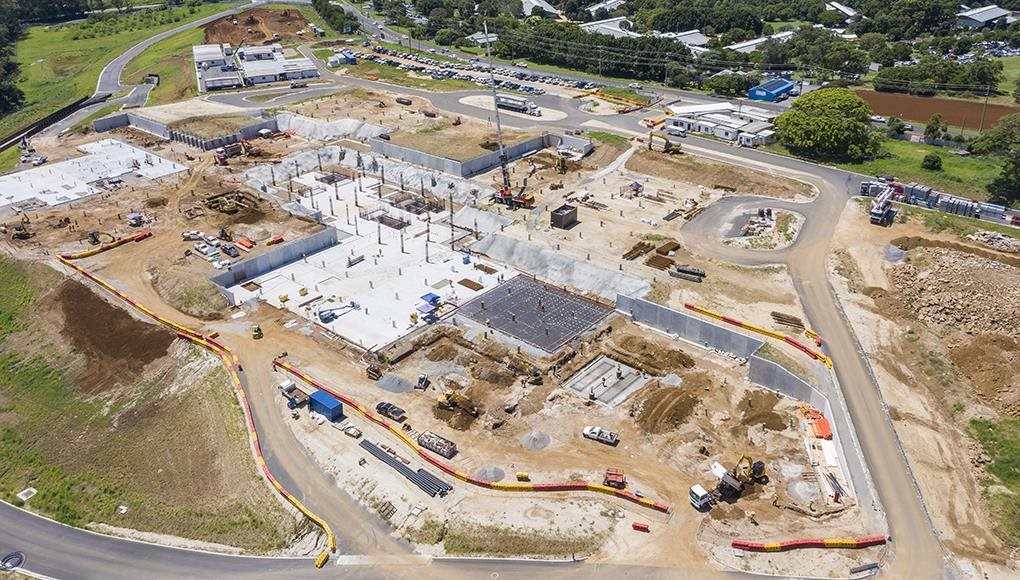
left=437, top=389, right=479, bottom=417
left=366, top=364, right=382, bottom=380
left=251, top=324, right=263, bottom=339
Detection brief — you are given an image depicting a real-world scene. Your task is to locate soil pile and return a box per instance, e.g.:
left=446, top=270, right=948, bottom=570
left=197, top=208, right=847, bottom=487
left=613, top=334, right=694, bottom=374
left=625, top=150, right=813, bottom=199
left=948, top=333, right=1020, bottom=417
left=50, top=280, right=175, bottom=394
left=204, top=8, right=310, bottom=45
left=426, top=342, right=458, bottom=362
left=470, top=362, right=515, bottom=387
left=890, top=247, right=1019, bottom=337
left=633, top=383, right=699, bottom=434
left=737, top=391, right=786, bottom=431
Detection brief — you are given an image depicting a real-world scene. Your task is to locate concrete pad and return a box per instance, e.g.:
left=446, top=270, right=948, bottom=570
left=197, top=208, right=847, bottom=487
left=561, top=355, right=650, bottom=407
left=0, top=139, right=187, bottom=212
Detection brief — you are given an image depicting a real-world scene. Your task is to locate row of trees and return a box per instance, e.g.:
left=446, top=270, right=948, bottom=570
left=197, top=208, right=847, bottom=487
left=0, top=0, right=25, bottom=120
left=873, top=57, right=1004, bottom=95
left=312, top=0, right=360, bottom=35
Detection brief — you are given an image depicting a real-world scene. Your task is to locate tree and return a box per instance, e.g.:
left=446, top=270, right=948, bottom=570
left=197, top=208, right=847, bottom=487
left=773, top=88, right=880, bottom=161
left=885, top=116, right=906, bottom=137
left=434, top=28, right=460, bottom=45
left=663, top=62, right=690, bottom=88
left=703, top=72, right=757, bottom=96
left=921, top=152, right=943, bottom=170
left=924, top=113, right=947, bottom=141
left=968, top=113, right=1020, bottom=155
left=987, top=150, right=1020, bottom=206
left=1013, top=78, right=1020, bottom=103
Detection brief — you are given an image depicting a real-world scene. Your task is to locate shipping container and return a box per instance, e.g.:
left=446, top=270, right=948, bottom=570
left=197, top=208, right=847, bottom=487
left=309, top=390, right=343, bottom=421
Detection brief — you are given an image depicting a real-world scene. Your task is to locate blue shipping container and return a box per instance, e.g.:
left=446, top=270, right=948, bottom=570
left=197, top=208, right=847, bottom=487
left=309, top=390, right=344, bottom=421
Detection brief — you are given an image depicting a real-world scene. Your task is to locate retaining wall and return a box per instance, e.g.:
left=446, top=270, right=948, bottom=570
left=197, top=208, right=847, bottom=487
left=370, top=133, right=556, bottom=178
left=94, top=112, right=276, bottom=150
left=209, top=227, right=345, bottom=302
left=616, top=295, right=764, bottom=358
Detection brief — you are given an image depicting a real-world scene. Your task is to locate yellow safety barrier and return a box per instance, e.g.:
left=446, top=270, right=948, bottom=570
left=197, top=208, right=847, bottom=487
left=764, top=542, right=783, bottom=552
left=58, top=242, right=337, bottom=569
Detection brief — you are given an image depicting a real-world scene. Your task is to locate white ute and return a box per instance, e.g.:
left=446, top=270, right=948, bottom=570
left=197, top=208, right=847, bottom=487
left=582, top=425, right=619, bottom=446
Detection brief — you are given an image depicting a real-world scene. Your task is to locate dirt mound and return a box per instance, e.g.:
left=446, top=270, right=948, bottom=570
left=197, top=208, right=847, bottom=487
left=144, top=197, right=167, bottom=208
left=149, top=265, right=228, bottom=321
left=50, top=280, right=175, bottom=394
left=948, top=333, right=1020, bottom=417
left=737, top=391, right=786, bottom=431
left=891, top=236, right=1020, bottom=268
left=434, top=406, right=478, bottom=430
left=625, top=149, right=812, bottom=200
left=426, top=342, right=458, bottom=362
left=613, top=334, right=694, bottom=374
left=470, top=362, right=515, bottom=387
left=203, top=8, right=310, bottom=46
left=634, top=383, right=699, bottom=434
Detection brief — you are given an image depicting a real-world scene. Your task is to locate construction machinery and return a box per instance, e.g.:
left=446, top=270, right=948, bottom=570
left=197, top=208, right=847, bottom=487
left=649, top=130, right=682, bottom=154
left=8, top=221, right=33, bottom=240
left=437, top=389, right=479, bottom=417
left=87, top=231, right=101, bottom=245
left=366, top=364, right=383, bottom=380
left=689, top=484, right=714, bottom=509
left=218, top=227, right=232, bottom=242
left=482, top=23, right=535, bottom=211
left=708, top=455, right=767, bottom=499
left=735, top=455, right=767, bottom=483
left=603, top=468, right=627, bottom=489
left=251, top=324, right=263, bottom=339
left=417, top=373, right=430, bottom=390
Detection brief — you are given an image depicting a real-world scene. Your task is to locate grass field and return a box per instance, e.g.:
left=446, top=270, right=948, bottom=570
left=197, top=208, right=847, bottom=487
left=587, top=131, right=630, bottom=147
left=122, top=27, right=204, bottom=107
left=5, top=4, right=233, bottom=139
left=344, top=61, right=478, bottom=91
left=768, top=138, right=1004, bottom=200
left=896, top=204, right=1020, bottom=240
left=0, top=148, right=21, bottom=174
left=599, top=86, right=650, bottom=104
left=998, top=56, right=1020, bottom=101
left=970, top=418, right=1020, bottom=545
left=71, top=103, right=124, bottom=134
left=765, top=20, right=811, bottom=31
left=0, top=256, right=294, bottom=551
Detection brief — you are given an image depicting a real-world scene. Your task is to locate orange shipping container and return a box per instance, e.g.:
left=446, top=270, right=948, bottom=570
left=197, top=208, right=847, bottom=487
left=811, top=417, right=833, bottom=440
left=237, top=238, right=255, bottom=250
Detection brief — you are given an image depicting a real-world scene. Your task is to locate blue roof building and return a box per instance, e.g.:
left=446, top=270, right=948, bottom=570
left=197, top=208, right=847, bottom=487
left=308, top=390, right=344, bottom=421
left=748, top=78, right=795, bottom=102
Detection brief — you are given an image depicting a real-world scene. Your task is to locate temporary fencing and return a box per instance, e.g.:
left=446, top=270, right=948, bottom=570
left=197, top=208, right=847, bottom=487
left=273, top=359, right=672, bottom=514
left=683, top=303, right=833, bottom=368
left=731, top=536, right=888, bottom=552
left=56, top=233, right=336, bottom=569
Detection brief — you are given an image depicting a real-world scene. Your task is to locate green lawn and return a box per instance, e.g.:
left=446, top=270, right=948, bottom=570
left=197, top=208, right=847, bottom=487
left=896, top=204, right=1020, bottom=240
left=599, top=86, right=650, bottom=104
left=998, top=56, right=1020, bottom=100
left=0, top=147, right=21, bottom=174
left=970, top=418, right=1020, bottom=545
left=768, top=138, right=1004, bottom=200
left=122, top=27, right=204, bottom=107
left=587, top=131, right=630, bottom=147
left=71, top=103, right=124, bottom=134
left=5, top=3, right=234, bottom=139
left=766, top=20, right=811, bottom=31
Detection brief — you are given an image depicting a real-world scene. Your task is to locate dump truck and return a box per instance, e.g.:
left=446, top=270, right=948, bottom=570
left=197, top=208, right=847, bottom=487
left=582, top=425, right=619, bottom=446
left=689, top=484, right=714, bottom=509
left=603, top=468, right=627, bottom=489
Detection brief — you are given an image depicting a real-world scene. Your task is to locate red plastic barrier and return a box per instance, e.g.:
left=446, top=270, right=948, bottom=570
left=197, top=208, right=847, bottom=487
left=721, top=316, right=743, bottom=326
left=732, top=536, right=888, bottom=552
left=632, top=522, right=650, bottom=532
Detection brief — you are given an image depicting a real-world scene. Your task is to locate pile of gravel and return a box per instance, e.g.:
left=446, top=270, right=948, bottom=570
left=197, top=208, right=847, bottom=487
left=376, top=375, right=414, bottom=393
left=473, top=465, right=505, bottom=482
left=520, top=430, right=551, bottom=451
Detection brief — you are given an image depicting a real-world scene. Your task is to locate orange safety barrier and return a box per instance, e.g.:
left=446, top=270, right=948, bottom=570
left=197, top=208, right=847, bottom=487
left=56, top=234, right=335, bottom=569
left=731, top=536, right=888, bottom=552
left=683, top=303, right=833, bottom=368
left=273, top=359, right=673, bottom=514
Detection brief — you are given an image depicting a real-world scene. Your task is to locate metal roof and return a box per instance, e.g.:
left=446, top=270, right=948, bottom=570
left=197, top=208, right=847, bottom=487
left=192, top=44, right=225, bottom=63
left=755, top=77, right=795, bottom=93
left=958, top=4, right=1010, bottom=21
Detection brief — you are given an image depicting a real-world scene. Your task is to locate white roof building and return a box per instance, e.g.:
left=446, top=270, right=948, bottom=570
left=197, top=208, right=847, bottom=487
left=587, top=0, right=626, bottom=15
left=192, top=44, right=228, bottom=68
left=238, top=44, right=284, bottom=61
left=654, top=29, right=710, bottom=47
left=521, top=0, right=560, bottom=16
left=957, top=5, right=1014, bottom=27
left=580, top=16, right=641, bottom=38
left=725, top=30, right=795, bottom=54
left=824, top=1, right=858, bottom=20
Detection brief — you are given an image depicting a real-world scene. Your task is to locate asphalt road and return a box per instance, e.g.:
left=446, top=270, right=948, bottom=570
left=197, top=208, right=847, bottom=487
left=4, top=5, right=958, bottom=579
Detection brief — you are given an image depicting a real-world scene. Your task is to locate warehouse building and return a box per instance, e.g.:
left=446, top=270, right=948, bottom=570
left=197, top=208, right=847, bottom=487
left=587, top=0, right=625, bottom=15
left=579, top=16, right=642, bottom=38
left=239, top=55, right=319, bottom=85
left=200, top=67, right=244, bottom=91
left=957, top=5, right=1014, bottom=28
left=192, top=43, right=232, bottom=69
left=725, top=30, right=795, bottom=54
left=237, top=44, right=284, bottom=61
left=748, top=77, right=795, bottom=102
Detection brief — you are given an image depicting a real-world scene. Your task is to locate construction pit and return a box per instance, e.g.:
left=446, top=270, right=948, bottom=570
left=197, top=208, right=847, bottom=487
left=3, top=90, right=893, bottom=576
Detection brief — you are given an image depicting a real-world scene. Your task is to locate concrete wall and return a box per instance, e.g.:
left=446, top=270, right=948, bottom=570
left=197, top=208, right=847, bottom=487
left=615, top=295, right=764, bottom=358
left=209, top=226, right=344, bottom=302
left=370, top=133, right=555, bottom=178
left=94, top=111, right=276, bottom=151
left=93, top=113, right=130, bottom=133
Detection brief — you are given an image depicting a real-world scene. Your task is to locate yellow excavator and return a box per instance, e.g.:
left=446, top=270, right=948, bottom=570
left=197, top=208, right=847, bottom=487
left=251, top=324, right=263, bottom=339
left=437, top=389, right=479, bottom=417
left=734, top=455, right=767, bottom=483
left=648, top=130, right=682, bottom=154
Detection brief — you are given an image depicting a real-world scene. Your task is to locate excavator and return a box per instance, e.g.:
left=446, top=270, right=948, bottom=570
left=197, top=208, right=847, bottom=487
left=437, top=389, right=479, bottom=417
left=648, top=130, right=682, bottom=154
left=251, top=324, right=263, bottom=339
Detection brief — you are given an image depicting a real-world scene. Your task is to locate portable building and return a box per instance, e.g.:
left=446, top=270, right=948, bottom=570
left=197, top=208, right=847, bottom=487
left=748, top=78, right=795, bottom=102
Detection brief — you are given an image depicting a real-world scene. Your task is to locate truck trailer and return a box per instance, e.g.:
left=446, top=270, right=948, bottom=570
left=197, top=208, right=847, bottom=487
left=495, top=93, right=541, bottom=116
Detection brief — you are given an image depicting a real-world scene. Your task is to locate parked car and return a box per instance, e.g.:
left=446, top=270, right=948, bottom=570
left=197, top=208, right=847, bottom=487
left=375, top=402, right=406, bottom=421
left=343, top=425, right=362, bottom=438
left=31, top=156, right=47, bottom=166
left=582, top=425, right=619, bottom=446
left=182, top=230, right=204, bottom=241
left=221, top=245, right=240, bottom=258
left=628, top=82, right=643, bottom=89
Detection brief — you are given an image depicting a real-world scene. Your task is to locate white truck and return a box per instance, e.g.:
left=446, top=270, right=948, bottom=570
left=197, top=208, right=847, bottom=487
left=582, top=425, right=619, bottom=446
left=495, top=93, right=541, bottom=117
left=689, top=484, right=713, bottom=509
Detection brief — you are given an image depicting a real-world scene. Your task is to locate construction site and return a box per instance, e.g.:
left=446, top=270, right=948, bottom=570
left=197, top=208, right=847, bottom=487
left=7, top=67, right=971, bottom=580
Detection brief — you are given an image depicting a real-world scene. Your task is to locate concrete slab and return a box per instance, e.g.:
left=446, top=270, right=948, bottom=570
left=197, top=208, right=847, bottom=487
left=0, top=139, right=187, bottom=212
left=457, top=276, right=612, bottom=353
left=561, top=355, right=650, bottom=407
left=226, top=210, right=514, bottom=351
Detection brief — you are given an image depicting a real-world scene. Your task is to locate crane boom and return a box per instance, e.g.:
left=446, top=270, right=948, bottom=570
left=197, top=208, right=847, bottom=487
left=484, top=23, right=511, bottom=193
